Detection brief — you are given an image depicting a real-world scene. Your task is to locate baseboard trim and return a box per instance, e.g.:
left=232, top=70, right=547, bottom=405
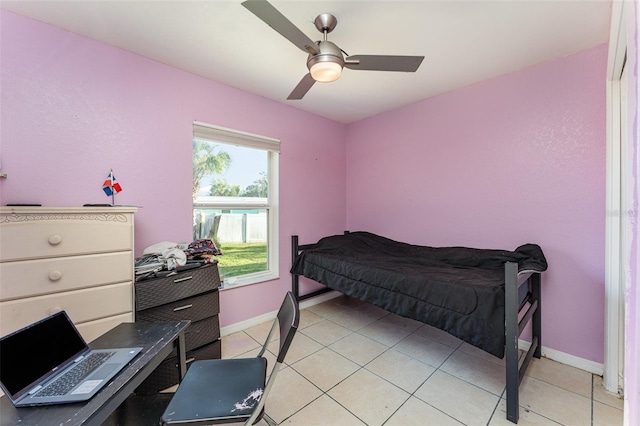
left=519, top=339, right=604, bottom=376
left=221, top=296, right=604, bottom=377
left=220, top=290, right=341, bottom=337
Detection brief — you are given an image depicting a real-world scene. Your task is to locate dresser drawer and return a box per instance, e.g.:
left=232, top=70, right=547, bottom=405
left=138, top=316, right=220, bottom=359
left=135, top=265, right=220, bottom=310
left=0, top=212, right=134, bottom=261
left=0, top=252, right=133, bottom=301
left=135, top=340, right=221, bottom=394
left=0, top=282, right=133, bottom=337
left=76, top=312, right=134, bottom=343
left=137, top=291, right=219, bottom=323
left=177, top=316, right=220, bottom=356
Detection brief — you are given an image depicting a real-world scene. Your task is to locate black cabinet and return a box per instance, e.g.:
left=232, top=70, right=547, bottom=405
left=134, top=263, right=221, bottom=394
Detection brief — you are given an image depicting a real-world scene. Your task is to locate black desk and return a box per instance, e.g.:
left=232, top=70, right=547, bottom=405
left=0, top=321, right=190, bottom=426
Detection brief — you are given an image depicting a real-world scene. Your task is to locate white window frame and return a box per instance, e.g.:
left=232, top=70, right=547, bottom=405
left=193, top=121, right=279, bottom=288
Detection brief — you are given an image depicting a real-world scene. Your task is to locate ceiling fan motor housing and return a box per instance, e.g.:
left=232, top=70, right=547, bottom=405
left=307, top=41, right=345, bottom=82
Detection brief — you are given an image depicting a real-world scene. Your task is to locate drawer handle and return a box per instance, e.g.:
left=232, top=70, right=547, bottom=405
left=185, top=357, right=196, bottom=365
left=48, top=235, right=62, bottom=245
left=173, top=304, right=193, bottom=312
left=49, top=270, right=63, bottom=281
left=173, top=276, right=193, bottom=284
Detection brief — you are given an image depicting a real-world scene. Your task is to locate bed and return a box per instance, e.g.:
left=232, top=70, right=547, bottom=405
left=290, top=231, right=548, bottom=424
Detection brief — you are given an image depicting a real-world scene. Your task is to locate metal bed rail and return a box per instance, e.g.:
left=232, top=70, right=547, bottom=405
left=291, top=235, right=332, bottom=301
left=505, top=262, right=542, bottom=423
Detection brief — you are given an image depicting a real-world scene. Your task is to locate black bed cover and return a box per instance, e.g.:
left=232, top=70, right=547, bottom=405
left=291, top=232, right=548, bottom=358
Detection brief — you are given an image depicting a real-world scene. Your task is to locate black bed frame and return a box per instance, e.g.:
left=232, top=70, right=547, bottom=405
left=291, top=234, right=541, bottom=424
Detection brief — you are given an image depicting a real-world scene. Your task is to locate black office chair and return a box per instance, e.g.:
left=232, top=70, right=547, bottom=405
left=160, top=291, right=300, bottom=426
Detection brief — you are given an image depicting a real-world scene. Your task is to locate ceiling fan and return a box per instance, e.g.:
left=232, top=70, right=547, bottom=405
left=241, top=0, right=425, bottom=100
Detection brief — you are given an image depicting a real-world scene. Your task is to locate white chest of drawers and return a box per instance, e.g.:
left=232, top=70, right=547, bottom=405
left=0, top=207, right=137, bottom=342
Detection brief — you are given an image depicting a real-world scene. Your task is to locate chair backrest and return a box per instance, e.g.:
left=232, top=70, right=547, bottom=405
left=257, top=291, right=300, bottom=363
left=275, top=291, right=299, bottom=363
left=247, top=292, right=299, bottom=425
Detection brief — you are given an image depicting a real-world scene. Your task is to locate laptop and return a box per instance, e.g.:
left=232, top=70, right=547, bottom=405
left=0, top=311, right=142, bottom=407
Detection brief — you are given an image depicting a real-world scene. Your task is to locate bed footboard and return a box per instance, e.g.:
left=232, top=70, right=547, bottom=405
left=505, top=261, right=542, bottom=423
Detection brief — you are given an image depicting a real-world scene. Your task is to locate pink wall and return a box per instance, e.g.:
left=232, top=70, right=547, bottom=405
left=346, top=46, right=608, bottom=363
left=0, top=8, right=626, bottom=371
left=0, top=10, right=347, bottom=327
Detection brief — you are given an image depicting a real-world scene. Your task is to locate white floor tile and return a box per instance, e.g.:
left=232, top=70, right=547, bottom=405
left=281, top=394, right=366, bottom=425
left=518, top=375, right=591, bottom=425
left=414, top=370, right=500, bottom=426
left=279, top=332, right=324, bottom=364
left=357, top=319, right=415, bottom=347
left=352, top=303, right=389, bottom=320
left=264, top=366, right=322, bottom=424
left=306, top=298, right=349, bottom=319
left=593, top=375, right=624, bottom=410
left=593, top=400, right=624, bottom=426
left=524, top=356, right=592, bottom=399
left=393, top=332, right=456, bottom=368
left=228, top=300, right=624, bottom=426
left=300, top=319, right=352, bottom=346
left=490, top=400, right=562, bottom=425
left=243, top=319, right=273, bottom=344
left=327, top=309, right=380, bottom=331
left=365, top=349, right=435, bottom=393
left=297, top=309, right=325, bottom=330
left=456, top=341, right=505, bottom=366
left=221, top=331, right=261, bottom=359
left=291, top=347, right=359, bottom=392
left=329, top=332, right=388, bottom=366
left=440, top=350, right=506, bottom=396
left=385, top=396, right=464, bottom=426
left=414, top=324, right=464, bottom=349
left=378, top=313, right=424, bottom=332
left=328, top=369, right=409, bottom=426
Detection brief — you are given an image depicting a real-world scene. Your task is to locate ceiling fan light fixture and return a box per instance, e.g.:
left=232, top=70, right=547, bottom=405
left=309, top=60, right=343, bottom=82
left=307, top=40, right=345, bottom=83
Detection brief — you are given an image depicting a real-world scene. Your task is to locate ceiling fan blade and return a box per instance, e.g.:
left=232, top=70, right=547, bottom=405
left=344, top=55, right=425, bottom=72
left=242, top=0, right=320, bottom=55
left=287, top=74, right=316, bottom=100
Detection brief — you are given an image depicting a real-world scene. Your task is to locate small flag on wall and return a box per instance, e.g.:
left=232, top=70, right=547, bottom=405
left=102, top=170, right=122, bottom=197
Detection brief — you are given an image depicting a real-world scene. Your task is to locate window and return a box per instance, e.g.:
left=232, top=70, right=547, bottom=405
left=192, top=121, right=279, bottom=289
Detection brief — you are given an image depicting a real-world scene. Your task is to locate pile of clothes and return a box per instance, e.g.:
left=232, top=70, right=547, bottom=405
left=134, top=239, right=222, bottom=281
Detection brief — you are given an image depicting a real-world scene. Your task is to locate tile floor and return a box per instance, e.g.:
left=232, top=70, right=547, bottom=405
left=222, top=295, right=624, bottom=426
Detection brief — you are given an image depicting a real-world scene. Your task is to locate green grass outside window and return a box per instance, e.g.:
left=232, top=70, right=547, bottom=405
left=215, top=242, right=267, bottom=278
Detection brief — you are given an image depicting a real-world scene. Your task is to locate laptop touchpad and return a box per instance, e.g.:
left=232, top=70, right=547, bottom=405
left=92, top=363, right=119, bottom=379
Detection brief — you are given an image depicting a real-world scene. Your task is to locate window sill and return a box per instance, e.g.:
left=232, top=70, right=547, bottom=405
left=219, top=270, right=279, bottom=290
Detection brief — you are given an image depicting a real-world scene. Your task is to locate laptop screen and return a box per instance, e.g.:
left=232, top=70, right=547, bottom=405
left=0, top=312, right=87, bottom=399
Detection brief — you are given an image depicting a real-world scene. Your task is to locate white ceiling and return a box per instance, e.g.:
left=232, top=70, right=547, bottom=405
left=1, top=0, right=611, bottom=124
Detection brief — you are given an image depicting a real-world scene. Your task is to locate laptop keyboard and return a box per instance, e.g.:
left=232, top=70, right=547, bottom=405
left=34, top=351, right=115, bottom=397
